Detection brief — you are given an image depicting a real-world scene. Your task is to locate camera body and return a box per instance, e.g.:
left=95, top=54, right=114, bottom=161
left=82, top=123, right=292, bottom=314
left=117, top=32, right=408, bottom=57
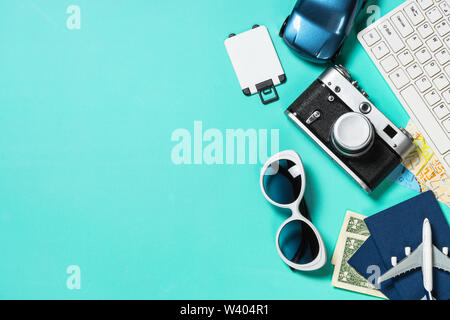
left=286, top=65, right=415, bottom=192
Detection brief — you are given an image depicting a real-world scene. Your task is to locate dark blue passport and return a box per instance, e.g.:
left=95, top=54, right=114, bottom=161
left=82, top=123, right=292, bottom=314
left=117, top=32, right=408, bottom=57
left=348, top=191, right=450, bottom=300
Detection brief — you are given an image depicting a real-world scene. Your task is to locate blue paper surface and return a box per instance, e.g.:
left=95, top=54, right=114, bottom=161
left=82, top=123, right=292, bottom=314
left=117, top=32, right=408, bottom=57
left=349, top=191, right=450, bottom=300
left=387, top=165, right=421, bottom=193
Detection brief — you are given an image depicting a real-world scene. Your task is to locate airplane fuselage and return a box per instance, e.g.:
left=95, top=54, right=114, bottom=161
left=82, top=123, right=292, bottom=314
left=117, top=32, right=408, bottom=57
left=422, top=218, right=433, bottom=294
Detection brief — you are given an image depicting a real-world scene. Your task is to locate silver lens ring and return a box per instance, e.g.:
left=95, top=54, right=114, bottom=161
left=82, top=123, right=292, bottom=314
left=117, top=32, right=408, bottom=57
left=331, top=112, right=375, bottom=158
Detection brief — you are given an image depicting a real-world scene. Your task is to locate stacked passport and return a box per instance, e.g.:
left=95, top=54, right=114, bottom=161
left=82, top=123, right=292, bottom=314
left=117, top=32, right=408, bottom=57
left=349, top=191, right=450, bottom=300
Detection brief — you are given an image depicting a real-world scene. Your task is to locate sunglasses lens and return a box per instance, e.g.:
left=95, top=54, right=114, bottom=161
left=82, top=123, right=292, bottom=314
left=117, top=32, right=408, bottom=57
left=278, top=220, right=319, bottom=265
left=263, top=159, right=302, bottom=205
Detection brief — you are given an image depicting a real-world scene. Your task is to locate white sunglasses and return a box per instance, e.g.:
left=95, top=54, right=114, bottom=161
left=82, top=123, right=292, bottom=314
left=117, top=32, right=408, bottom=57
left=260, top=150, right=327, bottom=271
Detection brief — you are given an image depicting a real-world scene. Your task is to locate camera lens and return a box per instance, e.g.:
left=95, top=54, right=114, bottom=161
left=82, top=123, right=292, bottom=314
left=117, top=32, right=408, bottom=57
left=331, top=113, right=375, bottom=158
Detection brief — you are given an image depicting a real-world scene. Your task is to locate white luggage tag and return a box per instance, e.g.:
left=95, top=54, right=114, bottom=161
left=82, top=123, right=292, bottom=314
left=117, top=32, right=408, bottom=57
left=225, top=25, right=286, bottom=105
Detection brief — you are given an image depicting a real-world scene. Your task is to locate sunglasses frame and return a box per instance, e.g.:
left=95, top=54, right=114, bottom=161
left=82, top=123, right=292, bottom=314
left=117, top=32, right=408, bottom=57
left=260, top=150, right=327, bottom=271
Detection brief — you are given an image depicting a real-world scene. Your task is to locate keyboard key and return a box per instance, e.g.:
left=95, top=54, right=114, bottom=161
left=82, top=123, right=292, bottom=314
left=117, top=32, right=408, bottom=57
left=418, top=22, right=434, bottom=38
left=407, top=34, right=423, bottom=50
left=418, top=0, right=434, bottom=10
left=445, top=64, right=450, bottom=77
left=436, top=48, right=450, bottom=64
left=443, top=118, right=450, bottom=132
left=426, top=7, right=443, bottom=23
left=435, top=20, right=450, bottom=36
left=389, top=69, right=410, bottom=88
left=372, top=42, right=390, bottom=59
left=407, top=63, right=423, bottom=79
left=433, top=73, right=450, bottom=90
left=363, top=29, right=381, bottom=46
left=392, top=12, right=414, bottom=37
left=379, top=21, right=405, bottom=52
left=445, top=35, right=450, bottom=48
left=424, top=60, right=441, bottom=77
left=426, top=36, right=443, bottom=52
left=381, top=55, right=399, bottom=72
left=416, top=76, right=432, bottom=92
left=434, top=104, right=450, bottom=119
left=405, top=3, right=426, bottom=25
left=416, top=47, right=432, bottom=63
left=398, top=50, right=414, bottom=65
left=440, top=2, right=450, bottom=15
left=425, top=89, right=442, bottom=105
left=442, top=88, right=450, bottom=103
left=444, top=153, right=450, bottom=166
left=400, top=86, right=450, bottom=154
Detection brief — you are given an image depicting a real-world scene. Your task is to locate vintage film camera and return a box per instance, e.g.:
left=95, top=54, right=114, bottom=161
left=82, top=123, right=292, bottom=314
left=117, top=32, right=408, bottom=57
left=286, top=65, right=415, bottom=192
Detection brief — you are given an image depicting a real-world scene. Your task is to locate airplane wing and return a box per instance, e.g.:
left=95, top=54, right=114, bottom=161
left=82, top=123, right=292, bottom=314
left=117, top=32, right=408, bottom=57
left=433, top=245, right=450, bottom=273
left=378, top=244, right=423, bottom=284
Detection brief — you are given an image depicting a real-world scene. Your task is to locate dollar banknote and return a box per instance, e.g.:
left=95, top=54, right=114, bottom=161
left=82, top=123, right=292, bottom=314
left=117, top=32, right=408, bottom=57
left=331, top=210, right=370, bottom=265
left=331, top=211, right=387, bottom=299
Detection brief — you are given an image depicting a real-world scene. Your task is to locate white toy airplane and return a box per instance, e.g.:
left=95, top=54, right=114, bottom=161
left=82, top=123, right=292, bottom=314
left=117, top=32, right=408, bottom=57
left=378, top=219, right=450, bottom=300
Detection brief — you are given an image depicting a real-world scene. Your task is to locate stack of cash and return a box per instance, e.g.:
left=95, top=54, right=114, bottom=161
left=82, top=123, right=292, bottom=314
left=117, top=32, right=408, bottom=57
left=331, top=211, right=387, bottom=299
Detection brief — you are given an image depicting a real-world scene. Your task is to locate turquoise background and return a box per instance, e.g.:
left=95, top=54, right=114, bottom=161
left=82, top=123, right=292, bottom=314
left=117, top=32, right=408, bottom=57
left=0, top=0, right=448, bottom=299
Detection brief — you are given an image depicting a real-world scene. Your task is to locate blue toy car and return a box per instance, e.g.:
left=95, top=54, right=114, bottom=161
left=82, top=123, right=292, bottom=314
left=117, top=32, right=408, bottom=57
left=280, top=0, right=366, bottom=63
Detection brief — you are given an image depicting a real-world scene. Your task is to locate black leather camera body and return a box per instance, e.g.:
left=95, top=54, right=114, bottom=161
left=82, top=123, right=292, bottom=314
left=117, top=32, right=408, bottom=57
left=286, top=65, right=415, bottom=192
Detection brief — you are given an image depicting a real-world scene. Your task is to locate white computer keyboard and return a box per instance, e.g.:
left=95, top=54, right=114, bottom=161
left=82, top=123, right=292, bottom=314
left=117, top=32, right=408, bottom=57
left=358, top=0, right=450, bottom=173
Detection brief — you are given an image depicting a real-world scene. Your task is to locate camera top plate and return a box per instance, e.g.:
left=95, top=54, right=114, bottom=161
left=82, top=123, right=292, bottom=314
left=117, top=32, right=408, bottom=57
left=319, top=66, right=414, bottom=160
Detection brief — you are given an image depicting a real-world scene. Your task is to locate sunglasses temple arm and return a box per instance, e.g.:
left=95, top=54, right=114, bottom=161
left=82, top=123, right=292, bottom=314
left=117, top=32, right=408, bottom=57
left=301, top=200, right=321, bottom=260
left=290, top=235, right=308, bottom=271
left=289, top=200, right=317, bottom=271
left=300, top=198, right=311, bottom=221
left=289, top=199, right=309, bottom=270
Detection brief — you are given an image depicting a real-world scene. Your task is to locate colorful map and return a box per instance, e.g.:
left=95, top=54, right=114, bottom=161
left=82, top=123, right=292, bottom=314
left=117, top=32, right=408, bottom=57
left=389, top=121, right=450, bottom=207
